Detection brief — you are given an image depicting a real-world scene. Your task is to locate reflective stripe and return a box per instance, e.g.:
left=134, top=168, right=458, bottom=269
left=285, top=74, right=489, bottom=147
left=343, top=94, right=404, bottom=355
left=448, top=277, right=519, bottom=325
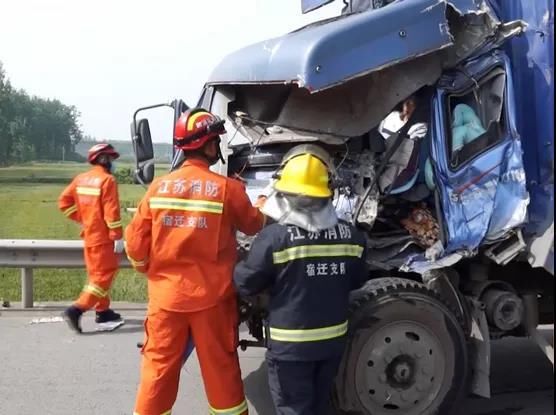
left=269, top=321, right=348, bottom=343
left=127, top=255, right=147, bottom=267
left=63, top=205, right=78, bottom=217
left=149, top=197, right=223, bottom=214
left=133, top=410, right=171, bottom=415
left=209, top=400, right=248, bottom=415
left=76, top=186, right=101, bottom=196
left=187, top=111, right=210, bottom=130
left=272, top=244, right=364, bottom=264
left=106, top=220, right=122, bottom=229
left=83, top=283, right=108, bottom=298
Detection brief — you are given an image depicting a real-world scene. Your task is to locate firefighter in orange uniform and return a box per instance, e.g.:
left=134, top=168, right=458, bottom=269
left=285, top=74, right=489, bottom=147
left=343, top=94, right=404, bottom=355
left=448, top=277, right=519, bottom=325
left=58, top=143, right=125, bottom=333
left=127, top=108, right=265, bottom=415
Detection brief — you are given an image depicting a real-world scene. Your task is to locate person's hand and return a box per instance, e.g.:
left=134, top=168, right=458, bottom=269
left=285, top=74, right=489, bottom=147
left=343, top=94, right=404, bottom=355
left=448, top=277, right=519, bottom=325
left=114, top=239, right=125, bottom=254
left=254, top=195, right=267, bottom=209
left=408, top=123, right=428, bottom=139
left=237, top=297, right=253, bottom=323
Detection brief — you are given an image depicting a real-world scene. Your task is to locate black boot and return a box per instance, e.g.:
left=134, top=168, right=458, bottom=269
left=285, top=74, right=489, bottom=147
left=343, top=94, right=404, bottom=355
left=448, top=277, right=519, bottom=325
left=62, top=306, right=83, bottom=333
left=95, top=309, right=122, bottom=324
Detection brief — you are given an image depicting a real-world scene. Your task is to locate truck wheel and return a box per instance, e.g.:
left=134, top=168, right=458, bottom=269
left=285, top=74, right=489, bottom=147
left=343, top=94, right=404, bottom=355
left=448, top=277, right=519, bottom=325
left=334, top=278, right=469, bottom=415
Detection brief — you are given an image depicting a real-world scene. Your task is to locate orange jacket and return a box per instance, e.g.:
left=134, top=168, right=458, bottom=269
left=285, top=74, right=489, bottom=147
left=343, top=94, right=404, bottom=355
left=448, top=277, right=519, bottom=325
left=58, top=165, right=123, bottom=246
left=125, top=159, right=265, bottom=312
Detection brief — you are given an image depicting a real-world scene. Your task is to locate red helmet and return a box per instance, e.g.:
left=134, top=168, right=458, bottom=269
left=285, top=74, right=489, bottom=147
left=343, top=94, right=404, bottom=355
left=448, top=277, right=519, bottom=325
left=174, top=108, right=226, bottom=151
left=87, top=143, right=120, bottom=164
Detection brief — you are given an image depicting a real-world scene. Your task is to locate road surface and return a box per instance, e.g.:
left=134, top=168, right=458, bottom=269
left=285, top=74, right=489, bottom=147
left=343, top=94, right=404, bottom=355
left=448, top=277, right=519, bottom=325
left=0, top=304, right=553, bottom=415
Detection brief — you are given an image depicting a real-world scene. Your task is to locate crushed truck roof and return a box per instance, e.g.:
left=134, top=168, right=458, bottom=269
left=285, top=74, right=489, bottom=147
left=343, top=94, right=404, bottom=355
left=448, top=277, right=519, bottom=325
left=207, top=0, right=496, bottom=92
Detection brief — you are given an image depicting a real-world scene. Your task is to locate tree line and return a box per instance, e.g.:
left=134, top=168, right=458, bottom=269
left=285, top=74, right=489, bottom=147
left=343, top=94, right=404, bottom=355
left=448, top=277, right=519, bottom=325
left=0, top=61, right=84, bottom=166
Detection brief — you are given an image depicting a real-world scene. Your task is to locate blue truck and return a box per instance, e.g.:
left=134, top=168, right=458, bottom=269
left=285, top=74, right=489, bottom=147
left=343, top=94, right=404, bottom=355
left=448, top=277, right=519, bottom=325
left=130, top=1, right=554, bottom=413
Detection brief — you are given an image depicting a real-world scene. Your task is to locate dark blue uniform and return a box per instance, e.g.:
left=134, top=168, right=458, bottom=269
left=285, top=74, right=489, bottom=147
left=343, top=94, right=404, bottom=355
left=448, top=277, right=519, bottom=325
left=234, top=221, right=368, bottom=415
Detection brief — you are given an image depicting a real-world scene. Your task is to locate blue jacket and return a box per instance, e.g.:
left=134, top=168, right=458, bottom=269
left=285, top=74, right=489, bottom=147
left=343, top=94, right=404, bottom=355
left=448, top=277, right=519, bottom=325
left=234, top=221, right=368, bottom=361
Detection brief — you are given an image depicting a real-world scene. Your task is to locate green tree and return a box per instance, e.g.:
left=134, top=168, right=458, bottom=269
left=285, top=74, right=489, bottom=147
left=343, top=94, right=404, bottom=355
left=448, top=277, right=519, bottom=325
left=0, top=62, right=14, bottom=165
left=0, top=61, right=84, bottom=166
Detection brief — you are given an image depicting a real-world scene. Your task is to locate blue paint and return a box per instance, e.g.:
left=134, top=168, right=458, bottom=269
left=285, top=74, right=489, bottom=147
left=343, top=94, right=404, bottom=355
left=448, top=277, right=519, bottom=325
left=206, top=0, right=553, bottom=271
left=492, top=0, right=554, bottom=237
left=208, top=0, right=456, bottom=92
left=429, top=52, right=529, bottom=253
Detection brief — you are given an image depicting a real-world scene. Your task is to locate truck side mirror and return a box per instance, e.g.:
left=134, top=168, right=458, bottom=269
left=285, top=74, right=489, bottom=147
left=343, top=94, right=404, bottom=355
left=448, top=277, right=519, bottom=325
left=131, top=118, right=155, bottom=184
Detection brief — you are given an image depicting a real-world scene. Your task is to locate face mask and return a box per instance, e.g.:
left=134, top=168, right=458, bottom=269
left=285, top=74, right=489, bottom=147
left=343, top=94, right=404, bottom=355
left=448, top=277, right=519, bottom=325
left=109, top=161, right=117, bottom=174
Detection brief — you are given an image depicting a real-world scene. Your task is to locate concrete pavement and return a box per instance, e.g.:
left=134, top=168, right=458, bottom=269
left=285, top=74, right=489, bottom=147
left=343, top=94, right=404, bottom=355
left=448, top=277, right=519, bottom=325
left=0, top=304, right=553, bottom=415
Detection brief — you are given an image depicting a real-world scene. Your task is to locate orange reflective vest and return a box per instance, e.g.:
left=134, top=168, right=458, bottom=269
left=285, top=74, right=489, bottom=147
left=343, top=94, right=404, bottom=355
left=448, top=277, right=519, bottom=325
left=58, top=165, right=123, bottom=246
left=125, top=159, right=265, bottom=312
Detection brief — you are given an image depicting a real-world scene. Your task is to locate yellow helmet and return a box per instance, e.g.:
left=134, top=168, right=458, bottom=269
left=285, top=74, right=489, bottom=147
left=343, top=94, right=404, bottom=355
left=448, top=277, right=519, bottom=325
left=274, top=153, right=332, bottom=198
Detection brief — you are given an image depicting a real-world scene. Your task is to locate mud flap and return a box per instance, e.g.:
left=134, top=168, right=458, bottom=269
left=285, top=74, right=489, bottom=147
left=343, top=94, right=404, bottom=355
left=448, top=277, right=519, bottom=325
left=531, top=329, right=555, bottom=368
left=468, top=299, right=491, bottom=398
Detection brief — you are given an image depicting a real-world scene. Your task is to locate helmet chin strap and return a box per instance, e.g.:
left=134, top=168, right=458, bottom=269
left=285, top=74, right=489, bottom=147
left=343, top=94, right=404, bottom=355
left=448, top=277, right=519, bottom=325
left=204, top=150, right=225, bottom=166
left=203, top=137, right=226, bottom=166
left=217, top=145, right=226, bottom=165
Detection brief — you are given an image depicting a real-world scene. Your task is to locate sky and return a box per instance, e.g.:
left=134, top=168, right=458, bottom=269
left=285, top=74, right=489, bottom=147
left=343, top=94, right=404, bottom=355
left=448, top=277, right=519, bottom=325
left=0, top=0, right=343, bottom=143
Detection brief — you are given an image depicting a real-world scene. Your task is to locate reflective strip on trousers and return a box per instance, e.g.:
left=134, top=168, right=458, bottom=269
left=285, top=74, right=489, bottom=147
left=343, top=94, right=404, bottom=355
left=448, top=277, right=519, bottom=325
left=127, top=255, right=146, bottom=267
left=149, top=197, right=223, bottom=214
left=269, top=321, right=348, bottom=342
left=76, top=186, right=101, bottom=196
left=63, top=205, right=78, bottom=217
left=209, top=399, right=248, bottom=415
left=83, top=283, right=108, bottom=298
left=272, top=244, right=364, bottom=264
left=106, top=220, right=122, bottom=229
left=133, top=410, right=171, bottom=415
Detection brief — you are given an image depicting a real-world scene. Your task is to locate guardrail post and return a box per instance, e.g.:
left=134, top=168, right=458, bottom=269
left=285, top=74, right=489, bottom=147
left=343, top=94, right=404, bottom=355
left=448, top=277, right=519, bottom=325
left=21, top=268, right=34, bottom=308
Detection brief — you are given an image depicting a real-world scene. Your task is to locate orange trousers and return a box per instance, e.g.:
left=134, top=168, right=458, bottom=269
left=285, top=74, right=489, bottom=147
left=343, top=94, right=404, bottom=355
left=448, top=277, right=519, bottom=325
left=134, top=296, right=248, bottom=415
left=74, top=243, right=118, bottom=312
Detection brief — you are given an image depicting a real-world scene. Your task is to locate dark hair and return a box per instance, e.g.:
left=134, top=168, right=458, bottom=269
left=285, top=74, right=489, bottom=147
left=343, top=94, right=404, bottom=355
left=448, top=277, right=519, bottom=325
left=91, top=153, right=110, bottom=166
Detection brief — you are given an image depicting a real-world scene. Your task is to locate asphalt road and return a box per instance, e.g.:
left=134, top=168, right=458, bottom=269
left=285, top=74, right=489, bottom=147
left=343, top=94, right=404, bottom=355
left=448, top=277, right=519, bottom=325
left=0, top=305, right=553, bottom=415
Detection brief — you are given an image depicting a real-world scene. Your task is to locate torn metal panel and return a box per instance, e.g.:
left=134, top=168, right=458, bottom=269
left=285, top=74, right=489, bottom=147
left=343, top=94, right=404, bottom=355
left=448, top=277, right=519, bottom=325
left=401, top=250, right=467, bottom=274
left=271, top=54, right=443, bottom=138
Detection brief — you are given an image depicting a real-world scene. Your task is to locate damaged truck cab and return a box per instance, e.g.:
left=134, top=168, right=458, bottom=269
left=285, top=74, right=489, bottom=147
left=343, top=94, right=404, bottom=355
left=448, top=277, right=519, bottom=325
left=130, top=0, right=553, bottom=413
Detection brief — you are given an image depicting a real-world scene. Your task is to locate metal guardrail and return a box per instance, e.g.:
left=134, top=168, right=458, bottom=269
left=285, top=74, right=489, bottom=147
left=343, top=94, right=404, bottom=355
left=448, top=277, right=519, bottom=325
left=0, top=239, right=131, bottom=308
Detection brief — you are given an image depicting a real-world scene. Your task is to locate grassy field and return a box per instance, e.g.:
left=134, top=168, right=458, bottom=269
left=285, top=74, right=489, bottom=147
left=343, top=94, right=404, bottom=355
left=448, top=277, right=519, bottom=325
left=0, top=162, right=170, bottom=304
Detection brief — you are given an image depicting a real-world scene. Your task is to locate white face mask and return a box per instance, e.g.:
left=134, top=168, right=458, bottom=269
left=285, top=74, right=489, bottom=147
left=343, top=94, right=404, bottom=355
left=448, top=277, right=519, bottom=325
left=109, top=161, right=117, bottom=174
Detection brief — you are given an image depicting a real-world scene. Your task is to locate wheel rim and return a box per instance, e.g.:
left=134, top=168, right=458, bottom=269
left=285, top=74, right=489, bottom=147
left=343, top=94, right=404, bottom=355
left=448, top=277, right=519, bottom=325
left=355, top=321, right=449, bottom=414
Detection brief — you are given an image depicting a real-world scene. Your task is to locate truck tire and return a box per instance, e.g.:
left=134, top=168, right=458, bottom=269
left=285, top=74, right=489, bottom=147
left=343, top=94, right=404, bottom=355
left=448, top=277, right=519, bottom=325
left=334, top=277, right=469, bottom=415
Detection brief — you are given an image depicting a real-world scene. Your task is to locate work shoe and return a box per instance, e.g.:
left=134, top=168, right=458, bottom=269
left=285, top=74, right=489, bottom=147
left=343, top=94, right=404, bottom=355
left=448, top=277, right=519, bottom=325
left=95, top=309, right=122, bottom=324
left=62, top=306, right=83, bottom=334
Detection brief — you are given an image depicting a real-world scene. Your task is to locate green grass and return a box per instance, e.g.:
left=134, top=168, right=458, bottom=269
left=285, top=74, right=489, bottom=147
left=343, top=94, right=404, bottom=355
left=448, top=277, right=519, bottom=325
left=0, top=162, right=88, bottom=184
left=0, top=162, right=167, bottom=303
left=0, top=161, right=171, bottom=183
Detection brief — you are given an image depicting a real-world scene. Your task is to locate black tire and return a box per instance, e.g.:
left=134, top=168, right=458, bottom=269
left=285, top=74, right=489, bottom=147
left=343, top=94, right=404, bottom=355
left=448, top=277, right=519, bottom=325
left=334, top=278, right=469, bottom=415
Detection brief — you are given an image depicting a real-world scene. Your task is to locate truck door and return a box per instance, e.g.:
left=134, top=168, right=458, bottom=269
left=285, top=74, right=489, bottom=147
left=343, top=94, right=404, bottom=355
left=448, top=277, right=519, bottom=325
left=429, top=51, right=529, bottom=255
